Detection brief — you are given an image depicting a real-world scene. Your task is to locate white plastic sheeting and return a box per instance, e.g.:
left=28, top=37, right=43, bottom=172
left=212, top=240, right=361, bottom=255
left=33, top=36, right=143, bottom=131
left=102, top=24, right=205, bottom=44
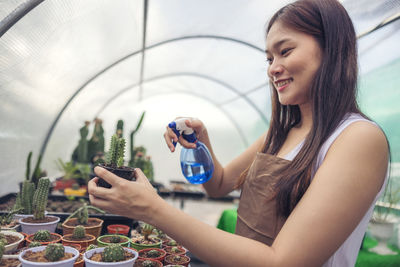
left=0, top=0, right=399, bottom=196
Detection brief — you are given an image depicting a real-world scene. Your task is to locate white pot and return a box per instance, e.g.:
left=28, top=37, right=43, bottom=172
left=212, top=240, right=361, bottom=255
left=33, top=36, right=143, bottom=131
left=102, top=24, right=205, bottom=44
left=1, top=230, right=25, bottom=253
left=19, top=245, right=79, bottom=267
left=84, top=247, right=138, bottom=267
left=19, top=215, right=60, bottom=234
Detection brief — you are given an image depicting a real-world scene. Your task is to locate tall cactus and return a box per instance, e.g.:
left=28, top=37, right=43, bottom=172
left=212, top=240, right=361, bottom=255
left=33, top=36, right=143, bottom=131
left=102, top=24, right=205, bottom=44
left=106, top=134, right=126, bottom=168
left=129, top=111, right=146, bottom=166
left=21, top=180, right=35, bottom=214
left=32, top=177, right=50, bottom=220
left=45, top=243, right=65, bottom=262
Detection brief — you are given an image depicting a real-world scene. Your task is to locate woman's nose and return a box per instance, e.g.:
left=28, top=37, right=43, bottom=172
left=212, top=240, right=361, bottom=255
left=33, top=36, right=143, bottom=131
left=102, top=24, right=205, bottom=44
left=268, top=60, right=284, bottom=79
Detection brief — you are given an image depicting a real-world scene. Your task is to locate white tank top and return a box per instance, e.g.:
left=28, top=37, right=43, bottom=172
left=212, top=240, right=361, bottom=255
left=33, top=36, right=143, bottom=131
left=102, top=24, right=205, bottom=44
left=284, top=113, right=388, bottom=267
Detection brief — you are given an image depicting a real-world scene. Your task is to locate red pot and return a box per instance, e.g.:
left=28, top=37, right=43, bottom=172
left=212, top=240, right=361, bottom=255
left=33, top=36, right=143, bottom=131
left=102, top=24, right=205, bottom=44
left=107, top=224, right=130, bottom=236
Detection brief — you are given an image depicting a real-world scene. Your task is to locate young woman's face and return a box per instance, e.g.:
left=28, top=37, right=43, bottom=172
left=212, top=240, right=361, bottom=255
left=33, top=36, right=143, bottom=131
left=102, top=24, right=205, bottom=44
left=266, top=21, right=322, bottom=106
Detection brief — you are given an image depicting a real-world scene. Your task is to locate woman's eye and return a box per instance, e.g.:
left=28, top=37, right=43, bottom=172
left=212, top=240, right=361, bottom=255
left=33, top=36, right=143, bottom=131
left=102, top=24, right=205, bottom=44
left=266, top=58, right=273, bottom=65
left=281, top=48, right=292, bottom=56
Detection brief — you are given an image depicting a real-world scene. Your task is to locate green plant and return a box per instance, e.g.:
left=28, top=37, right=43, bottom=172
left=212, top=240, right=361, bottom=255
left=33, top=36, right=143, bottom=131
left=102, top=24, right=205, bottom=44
left=110, top=235, right=121, bottom=243
left=106, top=134, right=126, bottom=168
left=116, top=120, right=124, bottom=138
left=143, top=260, right=157, bottom=267
left=129, top=111, right=146, bottom=165
left=65, top=203, right=105, bottom=225
left=33, top=230, right=51, bottom=242
left=56, top=159, right=81, bottom=180
left=32, top=177, right=50, bottom=220
left=171, top=247, right=180, bottom=253
left=45, top=243, right=65, bottom=262
left=102, top=244, right=125, bottom=262
left=73, top=225, right=86, bottom=239
left=28, top=241, right=42, bottom=248
left=0, top=233, right=6, bottom=245
left=167, top=240, right=177, bottom=246
left=0, top=240, right=5, bottom=261
left=86, top=244, right=98, bottom=251
left=141, top=223, right=154, bottom=241
left=0, top=208, right=22, bottom=226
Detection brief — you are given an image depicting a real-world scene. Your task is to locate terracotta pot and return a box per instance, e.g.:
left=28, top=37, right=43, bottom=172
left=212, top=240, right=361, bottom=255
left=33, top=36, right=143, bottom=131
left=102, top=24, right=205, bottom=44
left=164, top=245, right=186, bottom=256
left=164, top=254, right=191, bottom=267
left=138, top=247, right=166, bottom=262
left=26, top=232, right=62, bottom=246
left=18, top=232, right=28, bottom=249
left=62, top=233, right=96, bottom=251
left=74, top=252, right=84, bottom=267
left=62, top=217, right=104, bottom=238
left=107, top=224, right=130, bottom=236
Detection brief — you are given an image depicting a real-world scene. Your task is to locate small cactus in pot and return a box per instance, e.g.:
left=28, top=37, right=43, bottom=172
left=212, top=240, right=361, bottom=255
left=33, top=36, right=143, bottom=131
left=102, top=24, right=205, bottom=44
left=98, top=134, right=136, bottom=188
left=33, top=230, right=51, bottom=242
left=73, top=225, right=86, bottom=239
left=102, top=244, right=125, bottom=262
left=45, top=243, right=65, bottom=262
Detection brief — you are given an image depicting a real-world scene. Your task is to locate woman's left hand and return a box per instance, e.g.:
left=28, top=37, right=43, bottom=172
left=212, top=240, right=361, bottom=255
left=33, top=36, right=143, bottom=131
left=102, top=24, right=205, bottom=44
left=88, top=166, right=163, bottom=222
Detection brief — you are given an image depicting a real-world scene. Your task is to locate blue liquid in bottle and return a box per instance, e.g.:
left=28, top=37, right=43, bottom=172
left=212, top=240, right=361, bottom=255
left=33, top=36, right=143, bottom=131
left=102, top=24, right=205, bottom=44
left=180, top=141, right=214, bottom=184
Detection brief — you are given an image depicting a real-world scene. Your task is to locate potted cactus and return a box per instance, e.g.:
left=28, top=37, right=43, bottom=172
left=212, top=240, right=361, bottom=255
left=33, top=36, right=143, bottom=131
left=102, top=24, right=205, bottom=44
left=130, top=224, right=162, bottom=251
left=19, top=243, right=79, bottom=266
left=164, top=254, right=191, bottom=267
left=62, top=203, right=104, bottom=238
left=0, top=231, right=25, bottom=253
left=19, top=178, right=60, bottom=234
left=62, top=225, right=96, bottom=251
left=97, top=234, right=130, bottom=247
left=25, top=230, right=62, bottom=247
left=84, top=244, right=138, bottom=267
left=138, top=248, right=166, bottom=262
left=164, top=246, right=186, bottom=256
left=134, top=258, right=163, bottom=267
left=98, top=134, right=136, bottom=188
left=0, top=208, right=22, bottom=231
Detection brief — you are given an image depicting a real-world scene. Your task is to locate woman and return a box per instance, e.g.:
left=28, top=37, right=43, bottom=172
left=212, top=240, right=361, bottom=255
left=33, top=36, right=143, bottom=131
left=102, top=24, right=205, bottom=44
left=88, top=0, right=389, bottom=266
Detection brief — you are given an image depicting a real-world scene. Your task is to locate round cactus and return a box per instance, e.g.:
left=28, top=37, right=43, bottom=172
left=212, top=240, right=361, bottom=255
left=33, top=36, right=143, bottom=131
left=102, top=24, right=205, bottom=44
left=73, top=225, right=86, bottom=239
left=141, top=224, right=154, bottom=240
left=147, top=249, right=161, bottom=258
left=45, top=243, right=65, bottom=262
left=33, top=230, right=51, bottom=242
left=171, top=246, right=181, bottom=253
left=28, top=241, right=42, bottom=248
left=109, top=235, right=121, bottom=243
left=167, top=240, right=177, bottom=246
left=0, top=233, right=7, bottom=245
left=143, top=260, right=157, bottom=267
left=102, top=244, right=125, bottom=262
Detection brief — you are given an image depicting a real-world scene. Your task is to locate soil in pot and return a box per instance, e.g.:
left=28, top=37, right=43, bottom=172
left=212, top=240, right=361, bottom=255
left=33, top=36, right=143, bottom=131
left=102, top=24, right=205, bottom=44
left=164, top=246, right=186, bottom=256
left=0, top=258, right=21, bottom=267
left=21, top=216, right=58, bottom=224
left=26, top=233, right=62, bottom=245
left=64, top=218, right=100, bottom=228
left=0, top=220, right=19, bottom=229
left=89, top=250, right=135, bottom=262
left=22, top=250, right=75, bottom=262
left=164, top=254, right=191, bottom=267
left=2, top=234, right=20, bottom=245
left=98, top=235, right=130, bottom=246
left=131, top=236, right=160, bottom=245
left=138, top=248, right=166, bottom=262
left=97, top=164, right=136, bottom=188
left=134, top=258, right=163, bottom=267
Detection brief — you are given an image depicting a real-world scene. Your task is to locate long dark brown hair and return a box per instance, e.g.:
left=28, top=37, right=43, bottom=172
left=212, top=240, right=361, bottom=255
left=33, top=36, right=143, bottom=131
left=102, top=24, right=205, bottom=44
left=236, top=0, right=364, bottom=218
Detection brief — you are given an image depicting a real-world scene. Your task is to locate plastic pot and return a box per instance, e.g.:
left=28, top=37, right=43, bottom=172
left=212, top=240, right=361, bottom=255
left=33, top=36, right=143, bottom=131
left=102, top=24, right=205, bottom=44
left=62, top=218, right=103, bottom=238
left=83, top=247, right=138, bottom=267
left=62, top=233, right=96, bottom=251
left=19, top=215, right=60, bottom=234
left=19, top=245, right=79, bottom=267
left=97, top=234, right=130, bottom=247
left=26, top=232, right=62, bottom=246
left=2, top=231, right=25, bottom=253
left=130, top=237, right=162, bottom=251
left=107, top=224, right=130, bottom=236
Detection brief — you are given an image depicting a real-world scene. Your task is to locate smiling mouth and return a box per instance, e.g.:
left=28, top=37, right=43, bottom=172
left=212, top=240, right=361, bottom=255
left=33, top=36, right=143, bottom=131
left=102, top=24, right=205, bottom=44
left=275, top=78, right=293, bottom=88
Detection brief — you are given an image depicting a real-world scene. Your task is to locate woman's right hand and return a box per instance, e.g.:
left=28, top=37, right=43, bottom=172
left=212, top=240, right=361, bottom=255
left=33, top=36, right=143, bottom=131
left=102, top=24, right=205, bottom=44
left=163, top=117, right=206, bottom=152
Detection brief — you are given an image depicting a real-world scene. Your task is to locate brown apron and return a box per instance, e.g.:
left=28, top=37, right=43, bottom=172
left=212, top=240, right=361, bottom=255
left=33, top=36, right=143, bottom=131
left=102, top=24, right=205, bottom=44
left=235, top=152, right=290, bottom=246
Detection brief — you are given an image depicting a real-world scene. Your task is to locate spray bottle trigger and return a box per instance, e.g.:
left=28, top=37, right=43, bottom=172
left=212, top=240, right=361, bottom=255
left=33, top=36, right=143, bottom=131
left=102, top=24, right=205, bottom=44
left=168, top=121, right=181, bottom=147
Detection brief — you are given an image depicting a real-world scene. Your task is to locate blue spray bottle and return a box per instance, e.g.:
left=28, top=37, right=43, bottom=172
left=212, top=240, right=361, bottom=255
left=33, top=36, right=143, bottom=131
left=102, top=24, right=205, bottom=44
left=168, top=118, right=214, bottom=184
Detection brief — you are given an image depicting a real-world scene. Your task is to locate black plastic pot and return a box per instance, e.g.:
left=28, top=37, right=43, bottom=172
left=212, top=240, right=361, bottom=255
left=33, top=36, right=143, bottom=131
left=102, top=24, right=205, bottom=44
left=97, top=164, right=136, bottom=188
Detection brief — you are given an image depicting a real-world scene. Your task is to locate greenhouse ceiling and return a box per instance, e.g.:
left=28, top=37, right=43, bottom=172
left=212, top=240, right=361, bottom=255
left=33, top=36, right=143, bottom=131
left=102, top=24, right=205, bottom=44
left=0, top=0, right=399, bottom=195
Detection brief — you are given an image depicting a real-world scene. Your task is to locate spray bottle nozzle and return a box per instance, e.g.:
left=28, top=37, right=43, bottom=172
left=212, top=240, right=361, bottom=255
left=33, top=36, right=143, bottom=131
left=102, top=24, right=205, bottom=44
left=168, top=119, right=197, bottom=147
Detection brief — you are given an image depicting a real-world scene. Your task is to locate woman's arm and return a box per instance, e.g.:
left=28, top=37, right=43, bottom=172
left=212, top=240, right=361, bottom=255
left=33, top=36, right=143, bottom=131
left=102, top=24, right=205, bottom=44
left=89, top=121, right=388, bottom=267
left=164, top=118, right=267, bottom=198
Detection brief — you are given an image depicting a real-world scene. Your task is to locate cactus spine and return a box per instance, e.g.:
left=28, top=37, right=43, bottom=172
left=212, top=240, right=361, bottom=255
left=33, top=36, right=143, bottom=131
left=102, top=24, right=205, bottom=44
left=45, top=243, right=65, bottom=262
left=143, top=260, right=156, bottom=267
left=21, top=180, right=35, bottom=214
left=73, top=225, right=86, bottom=239
left=32, top=177, right=50, bottom=220
left=33, top=230, right=51, bottom=242
left=102, top=244, right=125, bottom=262
left=86, top=244, right=98, bottom=251
left=147, top=249, right=160, bottom=258
left=141, top=223, right=154, bottom=241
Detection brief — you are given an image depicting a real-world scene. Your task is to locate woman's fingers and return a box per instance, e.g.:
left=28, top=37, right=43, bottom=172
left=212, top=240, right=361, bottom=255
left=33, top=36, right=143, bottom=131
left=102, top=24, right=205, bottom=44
left=88, top=177, right=112, bottom=199
left=164, top=126, right=177, bottom=152
left=94, top=166, right=121, bottom=187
